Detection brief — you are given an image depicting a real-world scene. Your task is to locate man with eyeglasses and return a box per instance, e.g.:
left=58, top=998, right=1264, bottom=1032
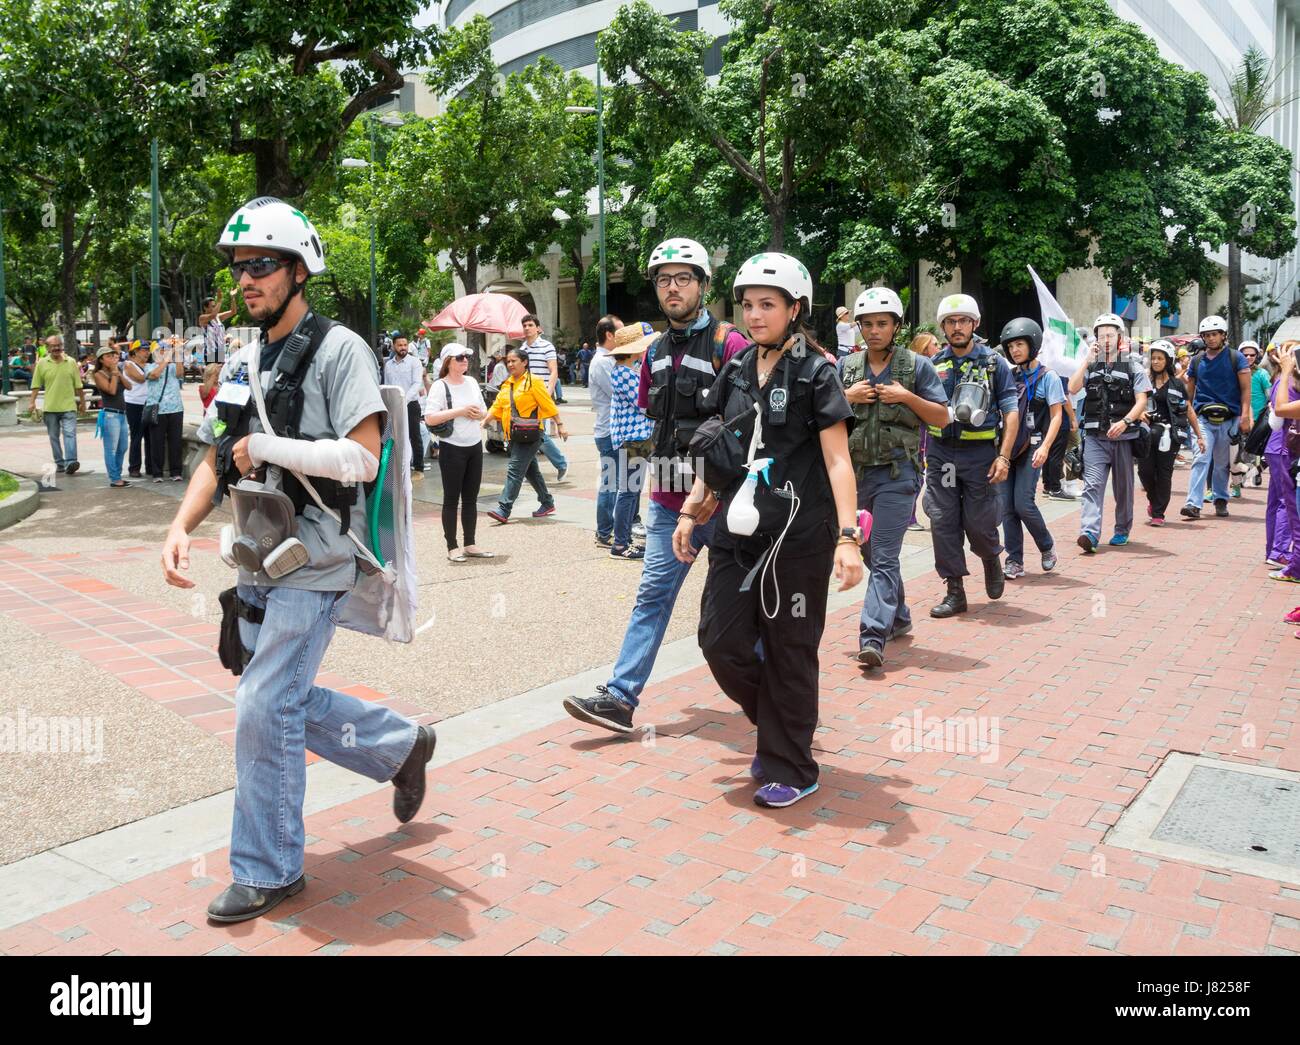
left=562, top=237, right=749, bottom=734
left=159, top=198, right=433, bottom=925
left=925, top=294, right=1020, bottom=618
left=29, top=334, right=85, bottom=475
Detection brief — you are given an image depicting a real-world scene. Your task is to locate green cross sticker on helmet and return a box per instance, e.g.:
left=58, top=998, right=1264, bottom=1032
left=854, top=286, right=904, bottom=320
left=936, top=293, right=981, bottom=325
left=646, top=237, right=711, bottom=278
left=217, top=197, right=327, bottom=276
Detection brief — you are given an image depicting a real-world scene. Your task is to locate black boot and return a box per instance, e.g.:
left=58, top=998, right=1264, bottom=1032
left=983, top=556, right=1005, bottom=600
left=392, top=725, right=437, bottom=824
left=207, top=876, right=305, bottom=923
left=930, top=578, right=968, bottom=618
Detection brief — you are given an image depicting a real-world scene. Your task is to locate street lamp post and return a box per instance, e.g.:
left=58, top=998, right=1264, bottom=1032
left=150, top=138, right=161, bottom=335
left=565, top=60, right=607, bottom=317
left=0, top=197, right=10, bottom=395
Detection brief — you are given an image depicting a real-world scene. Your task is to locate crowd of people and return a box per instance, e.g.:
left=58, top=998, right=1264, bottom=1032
left=23, top=193, right=1278, bottom=925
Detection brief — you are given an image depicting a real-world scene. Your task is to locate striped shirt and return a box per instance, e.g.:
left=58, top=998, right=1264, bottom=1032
left=609, top=363, right=652, bottom=447
left=524, top=336, right=557, bottom=384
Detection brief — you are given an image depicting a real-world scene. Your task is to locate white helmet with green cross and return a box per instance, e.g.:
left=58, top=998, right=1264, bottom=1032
left=217, top=197, right=327, bottom=275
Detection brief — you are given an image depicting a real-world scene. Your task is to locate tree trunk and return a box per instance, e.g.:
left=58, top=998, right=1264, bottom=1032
left=462, top=253, right=484, bottom=379
left=1227, top=241, right=1243, bottom=345
left=90, top=277, right=101, bottom=351
left=766, top=201, right=787, bottom=252
left=960, top=256, right=985, bottom=326
left=60, top=207, right=78, bottom=352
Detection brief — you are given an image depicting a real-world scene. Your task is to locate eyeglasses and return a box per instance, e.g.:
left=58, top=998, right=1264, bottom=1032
left=229, top=256, right=289, bottom=279
left=654, top=273, right=700, bottom=289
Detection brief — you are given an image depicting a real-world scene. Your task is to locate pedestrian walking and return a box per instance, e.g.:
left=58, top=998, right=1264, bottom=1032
left=28, top=335, right=84, bottom=475
left=1139, top=340, right=1200, bottom=526
left=144, top=337, right=186, bottom=482
left=382, top=333, right=429, bottom=478
left=588, top=314, right=624, bottom=548
left=425, top=344, right=494, bottom=561
left=607, top=323, right=656, bottom=560
left=484, top=346, right=567, bottom=522
left=89, top=343, right=130, bottom=487
left=1180, top=316, right=1252, bottom=519
left=520, top=315, right=569, bottom=478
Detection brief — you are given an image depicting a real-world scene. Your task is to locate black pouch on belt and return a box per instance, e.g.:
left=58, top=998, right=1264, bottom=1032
left=217, top=586, right=263, bottom=676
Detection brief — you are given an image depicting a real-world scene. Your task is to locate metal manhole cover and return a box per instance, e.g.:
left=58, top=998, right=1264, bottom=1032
left=1106, top=754, right=1300, bottom=885
left=1150, top=765, right=1299, bottom=869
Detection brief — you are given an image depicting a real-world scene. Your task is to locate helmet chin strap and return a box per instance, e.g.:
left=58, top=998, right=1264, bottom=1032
left=259, top=280, right=307, bottom=335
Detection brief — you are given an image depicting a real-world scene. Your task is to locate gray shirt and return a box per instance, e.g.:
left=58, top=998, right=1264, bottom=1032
left=588, top=348, right=615, bottom=438
left=198, top=323, right=387, bottom=592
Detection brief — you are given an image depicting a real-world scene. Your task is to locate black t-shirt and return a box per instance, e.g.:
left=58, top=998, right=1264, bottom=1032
left=707, top=346, right=853, bottom=556
left=1149, top=375, right=1189, bottom=426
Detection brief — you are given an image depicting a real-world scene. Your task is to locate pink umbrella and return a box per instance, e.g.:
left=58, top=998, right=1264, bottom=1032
left=424, top=293, right=529, bottom=338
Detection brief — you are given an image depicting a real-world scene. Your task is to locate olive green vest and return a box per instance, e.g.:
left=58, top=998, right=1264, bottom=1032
left=843, top=349, right=922, bottom=479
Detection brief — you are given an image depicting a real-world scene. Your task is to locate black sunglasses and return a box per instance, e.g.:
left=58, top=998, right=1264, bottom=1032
left=229, top=256, right=290, bottom=279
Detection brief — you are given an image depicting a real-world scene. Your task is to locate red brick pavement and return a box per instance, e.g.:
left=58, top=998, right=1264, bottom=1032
left=2, top=470, right=1299, bottom=955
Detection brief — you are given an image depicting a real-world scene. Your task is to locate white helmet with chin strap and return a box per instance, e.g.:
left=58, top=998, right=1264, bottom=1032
left=218, top=197, right=327, bottom=275
left=646, top=238, right=711, bottom=279
left=1199, top=315, right=1228, bottom=334
left=936, top=293, right=981, bottom=325
left=854, top=286, right=904, bottom=320
left=732, top=252, right=814, bottom=313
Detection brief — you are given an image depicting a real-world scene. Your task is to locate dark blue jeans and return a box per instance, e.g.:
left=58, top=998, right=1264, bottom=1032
left=594, top=434, right=618, bottom=540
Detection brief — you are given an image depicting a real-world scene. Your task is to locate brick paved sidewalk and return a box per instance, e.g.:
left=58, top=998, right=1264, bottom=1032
left=2, top=472, right=1299, bottom=955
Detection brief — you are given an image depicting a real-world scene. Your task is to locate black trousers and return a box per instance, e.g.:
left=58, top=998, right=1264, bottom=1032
left=125, top=401, right=151, bottom=475
left=406, top=400, right=424, bottom=471
left=698, top=537, right=835, bottom=791
left=437, top=441, right=483, bottom=549
left=1042, top=424, right=1069, bottom=492
left=148, top=411, right=185, bottom=478
left=1136, top=444, right=1178, bottom=518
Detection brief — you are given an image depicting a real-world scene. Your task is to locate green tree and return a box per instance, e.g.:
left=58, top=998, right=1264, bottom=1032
left=1210, top=45, right=1300, bottom=343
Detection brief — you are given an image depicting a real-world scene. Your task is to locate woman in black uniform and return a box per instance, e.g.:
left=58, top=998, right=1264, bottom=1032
left=673, top=252, right=863, bottom=809
left=1139, top=339, right=1203, bottom=526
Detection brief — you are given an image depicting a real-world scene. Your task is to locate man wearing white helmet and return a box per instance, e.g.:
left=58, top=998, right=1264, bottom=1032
left=841, top=286, right=950, bottom=666
left=673, top=251, right=860, bottom=809
left=1180, top=314, right=1251, bottom=519
left=159, top=198, right=433, bottom=924
left=1067, top=312, right=1151, bottom=551
left=925, top=293, right=1021, bottom=618
left=563, top=237, right=748, bottom=735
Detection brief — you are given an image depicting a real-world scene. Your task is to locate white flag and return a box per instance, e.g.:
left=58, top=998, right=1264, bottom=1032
left=1029, top=265, right=1086, bottom=379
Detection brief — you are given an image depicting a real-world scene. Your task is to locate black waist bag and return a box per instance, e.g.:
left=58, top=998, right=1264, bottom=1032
left=689, top=410, right=751, bottom=495
left=217, top=586, right=263, bottom=676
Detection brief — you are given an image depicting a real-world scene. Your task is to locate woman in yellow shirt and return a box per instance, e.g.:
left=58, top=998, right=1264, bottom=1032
left=484, top=345, right=568, bottom=522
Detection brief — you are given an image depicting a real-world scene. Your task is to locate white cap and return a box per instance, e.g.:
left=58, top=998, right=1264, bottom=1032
left=731, top=252, right=814, bottom=310
left=439, top=343, right=472, bottom=362
left=647, top=238, right=711, bottom=278
left=218, top=197, right=326, bottom=275
left=854, top=286, right=904, bottom=320
left=936, top=293, right=981, bottom=325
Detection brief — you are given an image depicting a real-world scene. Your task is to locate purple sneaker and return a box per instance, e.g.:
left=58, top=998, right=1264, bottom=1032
left=753, top=781, right=819, bottom=808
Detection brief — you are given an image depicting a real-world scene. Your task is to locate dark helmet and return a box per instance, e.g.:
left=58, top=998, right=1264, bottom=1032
left=1000, top=317, right=1043, bottom=361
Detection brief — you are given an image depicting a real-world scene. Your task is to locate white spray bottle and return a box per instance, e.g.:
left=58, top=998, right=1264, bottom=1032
left=727, top=403, right=769, bottom=536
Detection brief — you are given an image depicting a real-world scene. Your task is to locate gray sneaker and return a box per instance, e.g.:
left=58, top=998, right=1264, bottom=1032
left=1041, top=549, right=1058, bottom=572
left=1003, top=560, right=1025, bottom=580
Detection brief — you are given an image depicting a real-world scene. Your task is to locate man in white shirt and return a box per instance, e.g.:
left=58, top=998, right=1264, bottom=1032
left=835, top=305, right=858, bottom=359
left=521, top=313, right=568, bottom=480
left=382, top=333, right=429, bottom=477
left=588, top=314, right=624, bottom=545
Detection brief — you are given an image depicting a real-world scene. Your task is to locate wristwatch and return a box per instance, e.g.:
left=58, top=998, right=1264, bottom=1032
left=839, top=526, right=864, bottom=545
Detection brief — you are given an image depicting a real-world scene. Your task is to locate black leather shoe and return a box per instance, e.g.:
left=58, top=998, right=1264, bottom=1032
left=1214, top=498, right=1229, bottom=517
left=930, top=579, right=968, bottom=618
left=562, top=687, right=636, bottom=734
left=207, top=876, right=305, bottom=923
left=983, top=556, right=1005, bottom=600
left=392, top=725, right=437, bottom=823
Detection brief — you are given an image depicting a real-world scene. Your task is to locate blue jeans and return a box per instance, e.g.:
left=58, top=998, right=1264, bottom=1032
left=555, top=379, right=564, bottom=400
left=613, top=442, right=650, bottom=547
left=606, top=499, right=716, bottom=707
left=232, top=585, right=418, bottom=888
left=594, top=434, right=617, bottom=540
left=540, top=431, right=567, bottom=473
left=1185, top=417, right=1236, bottom=506
left=101, top=410, right=128, bottom=483
left=44, top=411, right=78, bottom=469
left=1000, top=454, right=1054, bottom=563
left=498, top=439, right=553, bottom=516
left=857, top=461, right=918, bottom=646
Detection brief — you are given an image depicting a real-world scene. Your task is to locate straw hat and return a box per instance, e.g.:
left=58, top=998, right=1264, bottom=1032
left=835, top=305, right=850, bottom=319
left=610, top=321, right=658, bottom=357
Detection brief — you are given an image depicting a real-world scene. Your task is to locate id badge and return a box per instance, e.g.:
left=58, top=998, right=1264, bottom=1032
left=215, top=381, right=251, bottom=407
left=1026, top=410, right=1036, bottom=431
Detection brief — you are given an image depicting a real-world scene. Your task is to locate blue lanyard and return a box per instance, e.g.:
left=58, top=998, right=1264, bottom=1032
left=1023, top=364, right=1043, bottom=404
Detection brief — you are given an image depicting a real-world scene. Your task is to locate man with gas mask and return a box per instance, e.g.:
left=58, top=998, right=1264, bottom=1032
left=159, top=198, right=433, bottom=924
left=1067, top=313, right=1151, bottom=551
left=562, top=238, right=748, bottom=734
left=842, top=287, right=950, bottom=666
left=925, top=294, right=1021, bottom=618
left=1179, top=315, right=1252, bottom=520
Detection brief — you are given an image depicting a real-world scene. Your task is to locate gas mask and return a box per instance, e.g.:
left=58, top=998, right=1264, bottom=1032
left=951, top=380, right=991, bottom=427
left=220, top=471, right=310, bottom=579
